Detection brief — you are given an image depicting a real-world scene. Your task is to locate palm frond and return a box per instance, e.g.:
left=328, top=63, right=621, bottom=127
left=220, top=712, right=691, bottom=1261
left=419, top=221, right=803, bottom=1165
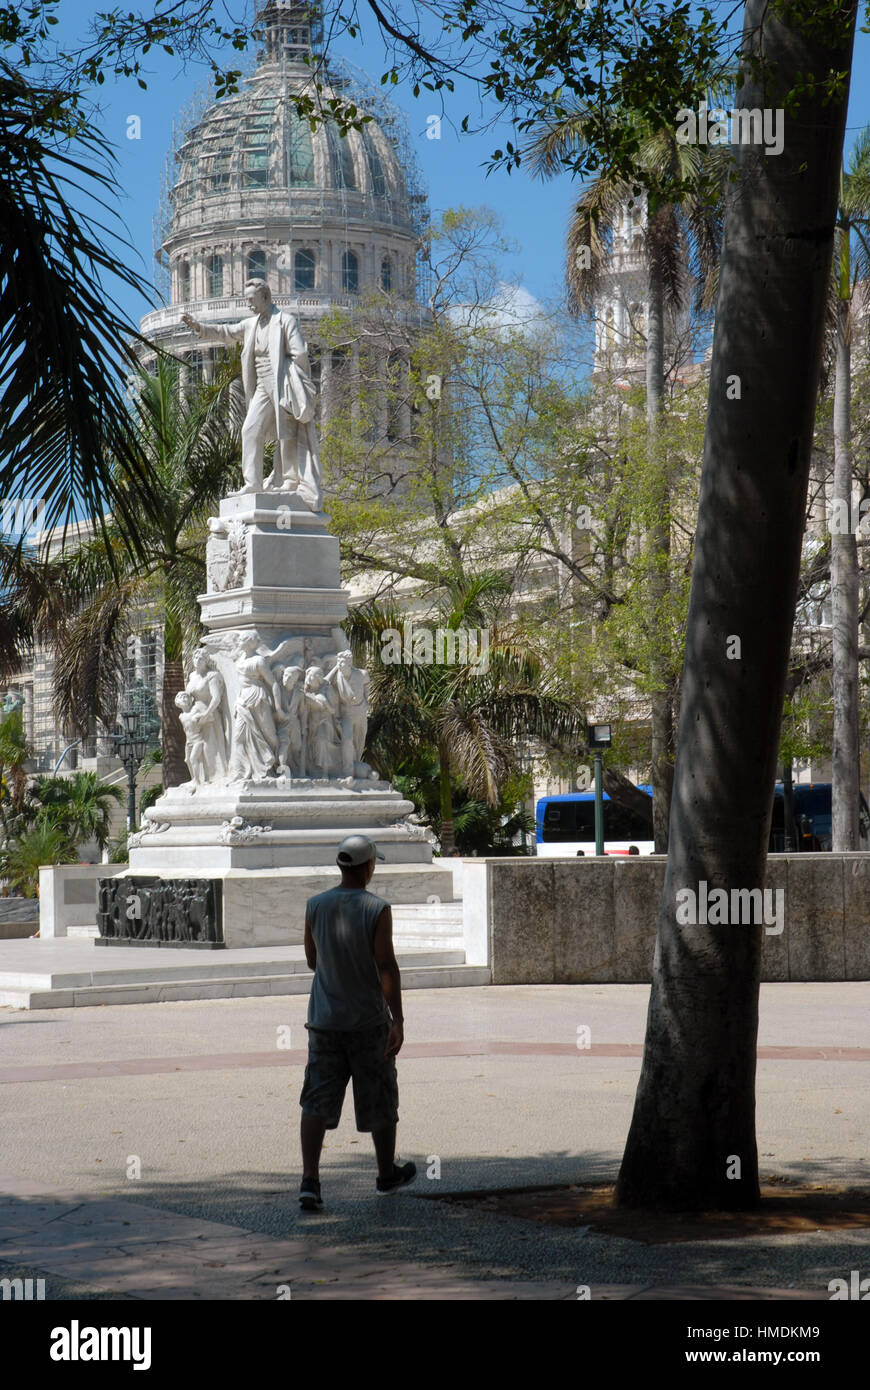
left=52, top=576, right=141, bottom=736
left=523, top=110, right=592, bottom=180
left=0, top=62, right=157, bottom=550
left=436, top=704, right=513, bottom=805
left=565, top=181, right=634, bottom=314
left=646, top=203, right=691, bottom=315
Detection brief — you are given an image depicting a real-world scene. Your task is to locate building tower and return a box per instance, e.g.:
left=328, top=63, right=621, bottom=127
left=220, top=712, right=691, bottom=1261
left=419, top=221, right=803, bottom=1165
left=592, top=196, right=694, bottom=382
left=593, top=199, right=649, bottom=377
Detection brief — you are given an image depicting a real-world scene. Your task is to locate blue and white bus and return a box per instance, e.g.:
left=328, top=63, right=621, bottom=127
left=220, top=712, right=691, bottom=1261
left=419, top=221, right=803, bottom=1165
left=536, top=781, right=870, bottom=857
left=770, top=782, right=870, bottom=851
left=535, top=786, right=654, bottom=857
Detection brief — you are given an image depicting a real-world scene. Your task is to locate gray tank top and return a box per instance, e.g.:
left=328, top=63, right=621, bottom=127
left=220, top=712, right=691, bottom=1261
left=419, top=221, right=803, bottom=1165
left=306, top=886, right=391, bottom=1031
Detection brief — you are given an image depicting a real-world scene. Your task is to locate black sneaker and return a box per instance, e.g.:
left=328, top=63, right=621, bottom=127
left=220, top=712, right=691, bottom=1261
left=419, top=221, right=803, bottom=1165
left=376, top=1161, right=417, bottom=1195
left=299, top=1177, right=323, bottom=1211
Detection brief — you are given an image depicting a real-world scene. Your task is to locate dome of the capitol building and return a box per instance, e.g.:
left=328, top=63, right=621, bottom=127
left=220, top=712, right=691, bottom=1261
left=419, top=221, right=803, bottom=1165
left=140, top=0, right=428, bottom=358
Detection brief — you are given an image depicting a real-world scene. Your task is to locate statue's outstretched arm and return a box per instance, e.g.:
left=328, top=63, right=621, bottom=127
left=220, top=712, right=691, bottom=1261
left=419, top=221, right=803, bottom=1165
left=182, top=314, right=246, bottom=344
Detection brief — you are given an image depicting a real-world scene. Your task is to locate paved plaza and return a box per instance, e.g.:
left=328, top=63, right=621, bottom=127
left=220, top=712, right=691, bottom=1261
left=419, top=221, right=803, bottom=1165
left=0, top=981, right=868, bottom=1299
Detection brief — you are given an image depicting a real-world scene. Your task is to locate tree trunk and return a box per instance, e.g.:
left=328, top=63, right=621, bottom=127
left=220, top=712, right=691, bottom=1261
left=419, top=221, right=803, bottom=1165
left=617, top=0, right=856, bottom=1210
left=161, top=659, right=187, bottom=790
left=646, top=244, right=674, bottom=851
left=650, top=689, right=675, bottom=850
left=831, top=291, right=860, bottom=849
left=438, top=745, right=455, bottom=854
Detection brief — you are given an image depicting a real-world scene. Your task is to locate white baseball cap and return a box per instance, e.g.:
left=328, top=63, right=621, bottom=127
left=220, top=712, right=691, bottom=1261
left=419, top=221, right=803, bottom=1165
left=336, top=834, right=385, bottom=867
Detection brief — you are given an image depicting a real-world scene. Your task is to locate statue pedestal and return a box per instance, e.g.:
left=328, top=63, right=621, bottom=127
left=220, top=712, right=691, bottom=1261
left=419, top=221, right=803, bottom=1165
left=200, top=491, right=347, bottom=636
left=129, top=779, right=432, bottom=870
left=126, top=489, right=453, bottom=946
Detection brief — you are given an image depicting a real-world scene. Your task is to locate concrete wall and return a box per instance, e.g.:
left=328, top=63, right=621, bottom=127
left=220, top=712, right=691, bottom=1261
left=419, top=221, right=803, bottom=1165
left=462, top=854, right=870, bottom=983
left=39, top=865, right=126, bottom=938
left=38, top=862, right=456, bottom=945
left=0, top=897, right=40, bottom=939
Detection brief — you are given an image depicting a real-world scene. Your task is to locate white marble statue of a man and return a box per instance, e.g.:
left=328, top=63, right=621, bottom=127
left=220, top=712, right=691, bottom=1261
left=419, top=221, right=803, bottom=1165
left=182, top=279, right=322, bottom=512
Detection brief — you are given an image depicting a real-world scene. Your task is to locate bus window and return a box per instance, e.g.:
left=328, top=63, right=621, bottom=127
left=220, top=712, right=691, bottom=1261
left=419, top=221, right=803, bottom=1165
left=770, top=783, right=870, bottom=852
left=605, top=802, right=653, bottom=842
left=537, top=790, right=654, bottom=855
left=542, top=801, right=578, bottom=842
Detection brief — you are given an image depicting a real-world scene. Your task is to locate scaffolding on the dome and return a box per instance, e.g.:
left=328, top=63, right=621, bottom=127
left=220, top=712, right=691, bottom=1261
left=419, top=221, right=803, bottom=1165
left=152, top=36, right=430, bottom=311
left=325, top=57, right=431, bottom=305
left=152, top=50, right=259, bottom=306
left=325, top=58, right=429, bottom=237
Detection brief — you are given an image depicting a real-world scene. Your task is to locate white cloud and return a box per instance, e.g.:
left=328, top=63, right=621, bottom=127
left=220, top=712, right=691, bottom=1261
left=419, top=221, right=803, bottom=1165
left=448, top=282, right=547, bottom=335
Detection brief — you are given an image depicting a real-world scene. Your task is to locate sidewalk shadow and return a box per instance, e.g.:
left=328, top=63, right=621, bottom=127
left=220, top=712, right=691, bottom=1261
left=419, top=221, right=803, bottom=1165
left=0, top=1150, right=860, bottom=1297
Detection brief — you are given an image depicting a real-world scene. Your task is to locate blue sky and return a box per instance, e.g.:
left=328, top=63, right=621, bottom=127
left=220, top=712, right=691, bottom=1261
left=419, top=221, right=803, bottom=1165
left=55, top=4, right=870, bottom=335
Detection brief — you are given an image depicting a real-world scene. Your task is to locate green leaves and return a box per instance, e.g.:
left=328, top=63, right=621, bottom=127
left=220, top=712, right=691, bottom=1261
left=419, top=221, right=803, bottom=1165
left=32, top=771, right=124, bottom=852
left=0, top=821, right=77, bottom=895
left=346, top=567, right=585, bottom=813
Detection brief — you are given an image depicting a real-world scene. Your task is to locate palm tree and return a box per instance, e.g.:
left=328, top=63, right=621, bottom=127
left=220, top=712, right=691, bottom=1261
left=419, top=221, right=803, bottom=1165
left=33, top=771, right=124, bottom=853
left=829, top=128, right=870, bottom=849
left=526, top=108, right=727, bottom=850
left=0, top=821, right=77, bottom=898
left=346, top=574, right=586, bottom=854
left=0, top=58, right=158, bottom=549
left=14, top=357, right=242, bottom=788
left=0, top=703, right=32, bottom=837
left=394, top=754, right=534, bottom=855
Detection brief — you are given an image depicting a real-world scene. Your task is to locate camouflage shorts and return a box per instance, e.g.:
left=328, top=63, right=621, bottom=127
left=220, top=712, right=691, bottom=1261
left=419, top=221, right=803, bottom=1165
left=300, top=1021, right=399, bottom=1132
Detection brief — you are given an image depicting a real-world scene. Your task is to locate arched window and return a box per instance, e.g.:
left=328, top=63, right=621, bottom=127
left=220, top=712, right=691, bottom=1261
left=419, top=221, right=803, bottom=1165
left=207, top=254, right=223, bottom=298
left=380, top=257, right=392, bottom=293
left=295, top=248, right=315, bottom=291
left=247, top=247, right=266, bottom=281
left=631, top=206, right=644, bottom=250
left=341, top=250, right=359, bottom=294
left=178, top=260, right=190, bottom=303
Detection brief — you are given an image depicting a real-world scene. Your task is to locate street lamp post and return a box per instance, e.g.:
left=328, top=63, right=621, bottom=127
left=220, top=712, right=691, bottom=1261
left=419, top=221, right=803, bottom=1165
left=113, top=701, right=148, bottom=833
left=587, top=723, right=612, bottom=857
left=516, top=739, right=534, bottom=855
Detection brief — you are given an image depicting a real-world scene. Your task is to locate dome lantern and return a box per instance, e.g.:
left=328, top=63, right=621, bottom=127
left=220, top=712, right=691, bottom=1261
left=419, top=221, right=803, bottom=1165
left=255, top=0, right=323, bottom=67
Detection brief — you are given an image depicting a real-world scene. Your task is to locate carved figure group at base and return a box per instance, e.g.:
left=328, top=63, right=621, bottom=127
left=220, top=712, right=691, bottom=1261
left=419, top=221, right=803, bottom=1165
left=175, top=648, right=231, bottom=785
left=229, top=633, right=283, bottom=781
left=176, top=634, right=373, bottom=786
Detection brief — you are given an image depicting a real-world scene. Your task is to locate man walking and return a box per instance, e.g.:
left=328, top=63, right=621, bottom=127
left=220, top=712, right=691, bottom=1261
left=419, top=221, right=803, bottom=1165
left=299, top=834, right=416, bottom=1209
